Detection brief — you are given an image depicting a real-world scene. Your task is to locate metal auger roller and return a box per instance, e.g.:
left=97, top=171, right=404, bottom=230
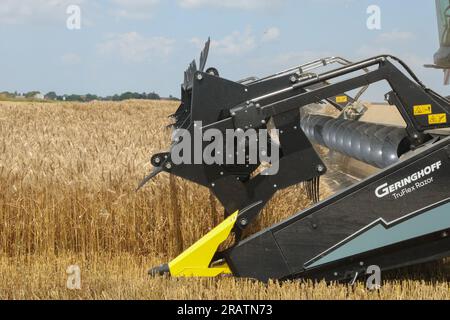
left=301, top=114, right=412, bottom=168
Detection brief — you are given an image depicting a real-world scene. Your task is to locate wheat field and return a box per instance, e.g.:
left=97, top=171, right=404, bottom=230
left=0, top=100, right=448, bottom=300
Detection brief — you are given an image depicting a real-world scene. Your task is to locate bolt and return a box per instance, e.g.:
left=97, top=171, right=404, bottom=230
left=240, top=218, right=248, bottom=226
left=220, top=172, right=224, bottom=175
left=165, top=162, right=172, bottom=170
left=443, top=231, right=449, bottom=238
left=196, top=74, right=203, bottom=81
left=290, top=75, right=297, bottom=83
left=261, top=120, right=266, bottom=124
left=334, top=272, right=338, bottom=277
left=154, top=157, right=161, bottom=164
left=211, top=183, right=215, bottom=187
left=359, top=262, right=364, bottom=266
left=274, top=184, right=278, bottom=188
left=317, top=165, right=325, bottom=173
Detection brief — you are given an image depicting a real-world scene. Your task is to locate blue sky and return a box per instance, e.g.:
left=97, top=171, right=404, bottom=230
left=0, top=0, right=448, bottom=100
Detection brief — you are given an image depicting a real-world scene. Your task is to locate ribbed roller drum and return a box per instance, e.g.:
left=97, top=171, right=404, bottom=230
left=301, top=114, right=411, bottom=169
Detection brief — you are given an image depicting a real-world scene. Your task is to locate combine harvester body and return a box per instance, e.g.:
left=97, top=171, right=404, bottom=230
left=426, top=0, right=450, bottom=85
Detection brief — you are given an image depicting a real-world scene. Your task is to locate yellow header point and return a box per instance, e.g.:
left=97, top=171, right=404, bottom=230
left=168, top=212, right=238, bottom=277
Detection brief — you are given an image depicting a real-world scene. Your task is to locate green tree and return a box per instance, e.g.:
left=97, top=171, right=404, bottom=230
left=66, top=94, right=83, bottom=102
left=25, top=91, right=40, bottom=99
left=146, top=92, right=160, bottom=100
left=45, top=92, right=58, bottom=100
left=85, top=94, right=98, bottom=102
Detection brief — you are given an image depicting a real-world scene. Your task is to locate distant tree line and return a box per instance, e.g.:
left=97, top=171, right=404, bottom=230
left=0, top=91, right=179, bottom=102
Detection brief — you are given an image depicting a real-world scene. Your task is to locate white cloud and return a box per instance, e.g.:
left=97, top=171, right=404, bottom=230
left=262, top=27, right=280, bottom=42
left=377, top=30, right=416, bottom=43
left=0, top=0, right=159, bottom=24
left=97, top=32, right=175, bottom=63
left=267, top=50, right=333, bottom=69
left=61, top=53, right=81, bottom=65
left=357, top=30, right=417, bottom=60
left=191, top=27, right=281, bottom=56
left=112, top=0, right=158, bottom=5
left=110, top=0, right=159, bottom=20
left=356, top=44, right=391, bottom=57
left=356, top=30, right=415, bottom=59
left=178, top=0, right=283, bottom=10
left=0, top=0, right=84, bottom=24
left=210, top=28, right=256, bottom=56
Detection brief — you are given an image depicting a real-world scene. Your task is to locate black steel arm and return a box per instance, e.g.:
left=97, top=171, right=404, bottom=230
left=208, top=56, right=450, bottom=140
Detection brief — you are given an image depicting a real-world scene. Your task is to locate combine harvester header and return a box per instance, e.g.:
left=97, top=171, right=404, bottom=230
left=141, top=38, right=450, bottom=282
